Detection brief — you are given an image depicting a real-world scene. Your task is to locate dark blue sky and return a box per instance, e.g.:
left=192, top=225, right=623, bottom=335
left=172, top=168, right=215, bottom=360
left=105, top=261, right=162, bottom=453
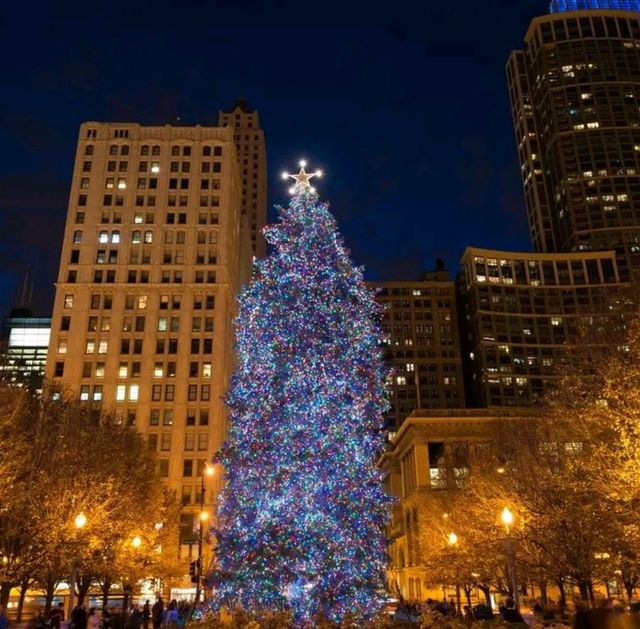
left=0, top=0, right=546, bottom=315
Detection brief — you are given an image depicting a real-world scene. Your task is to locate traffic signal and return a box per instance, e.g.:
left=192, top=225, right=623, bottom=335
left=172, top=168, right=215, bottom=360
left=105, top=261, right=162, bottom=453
left=189, top=559, right=201, bottom=584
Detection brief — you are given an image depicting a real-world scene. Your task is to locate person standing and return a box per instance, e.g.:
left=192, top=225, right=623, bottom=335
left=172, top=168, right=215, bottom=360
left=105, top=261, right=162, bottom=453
left=125, top=605, right=141, bottom=629
left=87, top=608, right=99, bottom=629
left=0, top=604, right=9, bottom=629
left=71, top=603, right=88, bottom=629
left=151, top=598, right=163, bottom=629
left=49, top=603, right=64, bottom=629
left=141, top=601, right=150, bottom=629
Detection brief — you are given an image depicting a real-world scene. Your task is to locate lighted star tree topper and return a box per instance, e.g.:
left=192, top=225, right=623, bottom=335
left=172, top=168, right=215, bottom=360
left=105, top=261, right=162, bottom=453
left=212, top=161, right=390, bottom=624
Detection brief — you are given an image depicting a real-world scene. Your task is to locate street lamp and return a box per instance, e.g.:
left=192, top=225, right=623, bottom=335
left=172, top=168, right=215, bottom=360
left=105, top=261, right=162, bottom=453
left=501, top=508, right=518, bottom=606
left=193, top=464, right=215, bottom=611
left=68, top=512, right=87, bottom=614
left=132, top=535, right=142, bottom=549
left=447, top=532, right=461, bottom=615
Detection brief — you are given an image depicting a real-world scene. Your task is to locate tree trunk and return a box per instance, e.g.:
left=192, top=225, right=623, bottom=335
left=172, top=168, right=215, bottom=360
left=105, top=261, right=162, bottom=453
left=464, top=586, right=473, bottom=607
left=43, top=575, right=57, bottom=616
left=577, top=580, right=590, bottom=602
left=77, top=574, right=92, bottom=605
left=478, top=584, right=492, bottom=609
left=0, top=581, right=14, bottom=607
left=555, top=578, right=567, bottom=610
left=588, top=581, right=595, bottom=603
left=17, top=575, right=31, bottom=622
left=100, top=580, right=112, bottom=609
left=538, top=581, right=548, bottom=604
left=625, top=581, right=636, bottom=602
left=122, top=585, right=132, bottom=614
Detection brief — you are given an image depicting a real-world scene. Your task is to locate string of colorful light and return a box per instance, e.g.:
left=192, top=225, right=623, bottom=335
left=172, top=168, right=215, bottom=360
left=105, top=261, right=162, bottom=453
left=212, top=163, right=391, bottom=624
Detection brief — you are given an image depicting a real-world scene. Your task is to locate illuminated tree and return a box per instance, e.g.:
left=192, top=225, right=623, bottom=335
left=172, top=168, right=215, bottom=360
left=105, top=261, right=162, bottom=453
left=213, top=165, right=390, bottom=624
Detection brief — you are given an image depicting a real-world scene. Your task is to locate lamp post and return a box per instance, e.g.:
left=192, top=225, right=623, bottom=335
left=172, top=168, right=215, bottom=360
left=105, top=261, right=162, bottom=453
left=68, top=512, right=87, bottom=615
left=447, top=532, right=461, bottom=616
left=501, top=507, right=518, bottom=607
left=194, top=464, right=215, bottom=607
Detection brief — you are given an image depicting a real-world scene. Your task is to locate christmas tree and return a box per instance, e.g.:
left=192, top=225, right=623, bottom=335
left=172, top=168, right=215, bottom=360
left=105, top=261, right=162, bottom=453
left=213, top=163, right=390, bottom=624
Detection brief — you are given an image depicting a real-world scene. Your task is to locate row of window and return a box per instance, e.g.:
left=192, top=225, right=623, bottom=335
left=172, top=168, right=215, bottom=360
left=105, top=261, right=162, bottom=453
left=85, top=144, right=224, bottom=158
left=79, top=268, right=216, bottom=284
left=149, top=432, right=209, bottom=453
left=63, top=292, right=215, bottom=311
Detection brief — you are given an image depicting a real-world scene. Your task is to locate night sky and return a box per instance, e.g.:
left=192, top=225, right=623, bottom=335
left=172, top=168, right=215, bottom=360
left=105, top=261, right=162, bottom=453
left=0, top=0, right=547, bottom=316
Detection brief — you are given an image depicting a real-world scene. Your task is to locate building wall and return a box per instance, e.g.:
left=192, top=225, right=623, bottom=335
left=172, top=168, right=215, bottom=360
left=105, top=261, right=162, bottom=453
left=458, top=246, right=621, bottom=407
left=508, top=9, right=640, bottom=279
left=380, top=409, right=531, bottom=602
left=219, top=100, right=268, bottom=260
left=45, top=121, right=250, bottom=561
left=371, top=270, right=465, bottom=431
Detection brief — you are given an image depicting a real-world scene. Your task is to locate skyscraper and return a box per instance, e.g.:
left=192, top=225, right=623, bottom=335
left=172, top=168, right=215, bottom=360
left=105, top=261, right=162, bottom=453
left=507, top=4, right=640, bottom=279
left=45, top=117, right=255, bottom=562
left=219, top=99, right=268, bottom=259
left=370, top=262, right=465, bottom=431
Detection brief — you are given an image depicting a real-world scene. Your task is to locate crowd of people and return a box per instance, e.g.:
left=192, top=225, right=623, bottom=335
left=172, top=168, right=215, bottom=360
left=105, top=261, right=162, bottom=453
left=394, top=595, right=640, bottom=626
left=19, top=596, right=202, bottom=629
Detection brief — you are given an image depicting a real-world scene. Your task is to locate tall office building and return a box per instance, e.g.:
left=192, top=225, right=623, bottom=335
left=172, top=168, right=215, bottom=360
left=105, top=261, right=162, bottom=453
left=371, top=261, right=465, bottom=430
left=458, top=246, right=620, bottom=407
left=0, top=310, right=51, bottom=391
left=45, top=117, right=253, bottom=562
left=218, top=99, right=268, bottom=259
left=507, top=3, right=640, bottom=279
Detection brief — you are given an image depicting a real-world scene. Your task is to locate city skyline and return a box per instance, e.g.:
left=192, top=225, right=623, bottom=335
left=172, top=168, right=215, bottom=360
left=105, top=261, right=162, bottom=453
left=0, top=0, right=553, bottom=315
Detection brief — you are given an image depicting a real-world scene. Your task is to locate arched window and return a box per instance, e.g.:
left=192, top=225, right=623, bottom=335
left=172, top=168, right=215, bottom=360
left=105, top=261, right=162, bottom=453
left=73, top=230, right=82, bottom=244
left=111, top=230, right=121, bottom=244
left=132, top=231, right=141, bottom=244
left=144, top=230, right=153, bottom=244
left=98, top=230, right=109, bottom=244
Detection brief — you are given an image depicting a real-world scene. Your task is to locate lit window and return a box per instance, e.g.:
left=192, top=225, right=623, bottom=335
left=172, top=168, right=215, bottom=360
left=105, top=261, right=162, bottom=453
left=144, top=230, right=153, bottom=244
left=396, top=376, right=407, bottom=386
left=118, top=363, right=128, bottom=378
left=551, top=317, right=562, bottom=326
left=129, top=385, right=139, bottom=401
left=80, top=386, right=90, bottom=401
left=134, top=212, right=143, bottom=224
left=58, top=339, right=68, bottom=354
left=138, top=296, right=147, bottom=309
left=158, top=318, right=167, bottom=332
left=132, top=231, right=141, bottom=244
left=117, top=178, right=127, bottom=189
left=154, top=363, right=164, bottom=377
left=64, top=294, right=74, bottom=308
left=116, top=385, right=126, bottom=402
left=106, top=178, right=114, bottom=189
left=99, top=231, right=109, bottom=244
left=85, top=340, right=95, bottom=354
left=98, top=340, right=108, bottom=354
left=406, top=363, right=415, bottom=372
left=93, top=386, right=103, bottom=401
left=202, top=362, right=212, bottom=377
left=111, top=231, right=121, bottom=244
left=73, top=230, right=82, bottom=244
left=151, top=162, right=160, bottom=173
left=95, top=363, right=105, bottom=378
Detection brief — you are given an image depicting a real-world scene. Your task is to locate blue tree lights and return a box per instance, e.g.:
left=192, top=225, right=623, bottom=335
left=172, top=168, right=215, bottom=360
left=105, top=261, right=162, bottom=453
left=212, top=163, right=390, bottom=624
